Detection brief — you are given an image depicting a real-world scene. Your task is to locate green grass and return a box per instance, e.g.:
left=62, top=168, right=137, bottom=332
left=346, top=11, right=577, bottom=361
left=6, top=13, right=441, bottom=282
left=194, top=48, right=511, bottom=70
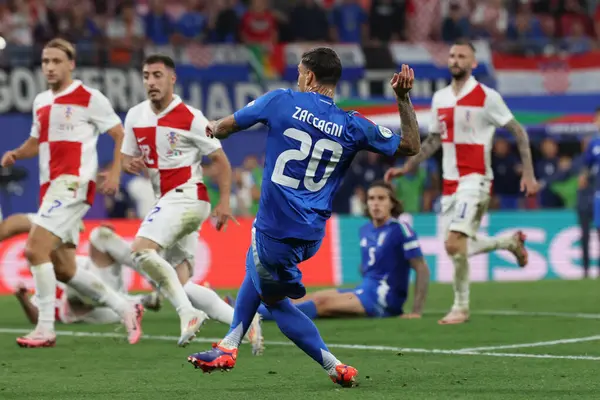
left=2, top=279, right=600, bottom=399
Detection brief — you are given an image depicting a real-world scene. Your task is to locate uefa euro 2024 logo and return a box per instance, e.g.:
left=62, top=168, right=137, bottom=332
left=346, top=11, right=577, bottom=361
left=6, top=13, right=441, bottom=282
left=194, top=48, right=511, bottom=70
left=166, top=131, right=182, bottom=157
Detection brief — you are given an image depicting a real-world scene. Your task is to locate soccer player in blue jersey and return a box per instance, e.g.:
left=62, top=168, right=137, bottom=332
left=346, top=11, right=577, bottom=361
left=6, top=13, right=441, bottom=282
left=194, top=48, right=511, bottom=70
left=580, top=123, right=600, bottom=237
left=254, top=180, right=429, bottom=320
left=187, top=48, right=421, bottom=388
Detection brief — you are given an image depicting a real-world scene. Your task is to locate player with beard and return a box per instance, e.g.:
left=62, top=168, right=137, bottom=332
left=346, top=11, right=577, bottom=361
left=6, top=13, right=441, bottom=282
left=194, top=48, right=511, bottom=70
left=385, top=39, right=539, bottom=325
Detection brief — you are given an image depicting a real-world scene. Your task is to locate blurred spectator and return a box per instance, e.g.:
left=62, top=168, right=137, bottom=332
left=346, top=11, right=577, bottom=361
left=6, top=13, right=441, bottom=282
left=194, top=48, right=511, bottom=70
left=239, top=0, right=278, bottom=45
left=506, top=6, right=546, bottom=54
left=392, top=162, right=428, bottom=214
left=368, top=0, right=406, bottom=43
left=144, top=0, right=175, bottom=45
left=559, top=0, right=593, bottom=37
left=537, top=14, right=557, bottom=54
left=62, top=7, right=102, bottom=60
left=562, top=19, right=593, bottom=53
left=442, top=2, right=471, bottom=43
left=349, top=186, right=366, bottom=216
left=289, top=0, right=329, bottom=42
left=549, top=156, right=578, bottom=208
left=536, top=138, right=563, bottom=208
left=8, top=1, right=34, bottom=46
left=209, top=0, right=240, bottom=43
left=329, top=0, right=368, bottom=43
left=471, top=0, right=508, bottom=40
left=124, top=171, right=156, bottom=219
left=354, top=152, right=386, bottom=189
left=491, top=138, right=522, bottom=210
left=406, top=0, right=440, bottom=41
left=106, top=1, right=145, bottom=65
left=175, top=0, right=207, bottom=43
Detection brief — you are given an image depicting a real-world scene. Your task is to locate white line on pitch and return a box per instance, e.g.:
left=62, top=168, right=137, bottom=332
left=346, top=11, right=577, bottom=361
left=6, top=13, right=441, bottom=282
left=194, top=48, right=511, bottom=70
left=428, top=309, right=600, bottom=320
left=2, top=327, right=600, bottom=361
left=457, top=335, right=600, bottom=352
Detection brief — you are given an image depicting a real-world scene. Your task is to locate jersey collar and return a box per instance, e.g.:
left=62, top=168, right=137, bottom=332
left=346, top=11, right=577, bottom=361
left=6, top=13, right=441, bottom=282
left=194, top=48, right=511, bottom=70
left=453, top=76, right=478, bottom=100
left=151, top=94, right=182, bottom=117
left=51, top=79, right=82, bottom=99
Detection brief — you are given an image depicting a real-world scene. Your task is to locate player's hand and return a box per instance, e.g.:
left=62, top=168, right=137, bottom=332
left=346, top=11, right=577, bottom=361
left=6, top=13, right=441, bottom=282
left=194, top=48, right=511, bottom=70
left=400, top=313, right=421, bottom=319
left=98, top=170, right=120, bottom=196
left=124, top=156, right=146, bottom=175
left=1, top=150, right=17, bottom=167
left=384, top=167, right=407, bottom=183
left=390, top=64, right=415, bottom=99
left=206, top=121, right=216, bottom=138
left=212, top=201, right=239, bottom=232
left=520, top=175, right=539, bottom=197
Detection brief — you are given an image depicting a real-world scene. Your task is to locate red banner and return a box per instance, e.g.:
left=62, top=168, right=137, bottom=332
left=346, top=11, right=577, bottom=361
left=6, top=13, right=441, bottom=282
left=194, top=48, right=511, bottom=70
left=0, top=218, right=336, bottom=294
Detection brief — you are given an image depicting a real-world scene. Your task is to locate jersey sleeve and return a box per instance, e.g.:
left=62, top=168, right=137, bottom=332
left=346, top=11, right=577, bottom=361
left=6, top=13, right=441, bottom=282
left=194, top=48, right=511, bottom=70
left=121, top=108, right=141, bottom=157
left=190, top=107, right=223, bottom=156
left=397, top=222, right=423, bottom=260
left=29, top=103, right=39, bottom=139
left=353, top=113, right=401, bottom=157
left=233, top=89, right=287, bottom=129
left=485, top=89, right=514, bottom=128
left=89, top=90, right=122, bottom=133
left=428, top=94, right=441, bottom=134
left=584, top=139, right=600, bottom=168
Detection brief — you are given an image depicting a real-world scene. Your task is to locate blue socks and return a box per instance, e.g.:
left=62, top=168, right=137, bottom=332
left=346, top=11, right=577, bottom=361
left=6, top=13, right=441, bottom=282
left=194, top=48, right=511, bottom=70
left=258, top=300, right=319, bottom=321
left=221, top=273, right=261, bottom=348
left=265, top=298, right=335, bottom=368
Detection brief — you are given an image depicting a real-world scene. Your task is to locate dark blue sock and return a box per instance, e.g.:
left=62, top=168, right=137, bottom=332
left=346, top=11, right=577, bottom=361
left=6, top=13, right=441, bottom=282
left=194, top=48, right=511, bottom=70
left=222, top=273, right=261, bottom=347
left=295, top=300, right=319, bottom=319
left=266, top=298, right=338, bottom=370
left=257, top=304, right=274, bottom=320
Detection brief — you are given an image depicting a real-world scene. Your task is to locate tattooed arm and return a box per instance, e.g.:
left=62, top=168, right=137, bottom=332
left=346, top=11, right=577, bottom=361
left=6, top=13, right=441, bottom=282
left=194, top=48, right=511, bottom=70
left=504, top=119, right=535, bottom=179
left=403, top=133, right=441, bottom=170
left=395, top=94, right=421, bottom=156
left=207, top=115, right=241, bottom=140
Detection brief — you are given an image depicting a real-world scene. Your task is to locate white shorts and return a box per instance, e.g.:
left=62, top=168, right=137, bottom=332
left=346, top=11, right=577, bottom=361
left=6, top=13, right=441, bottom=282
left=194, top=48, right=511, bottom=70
left=32, top=176, right=91, bottom=246
left=137, top=186, right=210, bottom=267
left=441, top=187, right=490, bottom=239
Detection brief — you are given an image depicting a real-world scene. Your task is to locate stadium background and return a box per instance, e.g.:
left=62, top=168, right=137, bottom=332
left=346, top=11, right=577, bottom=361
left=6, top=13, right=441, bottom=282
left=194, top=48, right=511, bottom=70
left=0, top=0, right=599, bottom=293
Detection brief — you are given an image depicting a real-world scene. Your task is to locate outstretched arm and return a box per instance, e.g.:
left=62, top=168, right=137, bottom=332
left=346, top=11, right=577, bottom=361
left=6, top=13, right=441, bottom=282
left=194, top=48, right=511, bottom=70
left=391, top=64, right=420, bottom=157
left=395, top=94, right=421, bottom=157
left=208, top=115, right=242, bottom=140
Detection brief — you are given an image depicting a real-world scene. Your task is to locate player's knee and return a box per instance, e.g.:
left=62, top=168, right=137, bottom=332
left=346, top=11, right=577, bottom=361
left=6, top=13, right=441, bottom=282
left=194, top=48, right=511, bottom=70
left=89, top=226, right=114, bottom=252
left=24, top=242, right=48, bottom=265
left=131, top=237, right=159, bottom=254
left=445, top=232, right=466, bottom=256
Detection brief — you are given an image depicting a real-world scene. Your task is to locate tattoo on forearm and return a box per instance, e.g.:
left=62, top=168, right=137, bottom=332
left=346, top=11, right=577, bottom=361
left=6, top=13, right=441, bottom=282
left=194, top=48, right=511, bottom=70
left=396, top=95, right=421, bottom=156
left=404, top=134, right=441, bottom=170
left=505, top=119, right=534, bottom=177
left=214, top=115, right=241, bottom=139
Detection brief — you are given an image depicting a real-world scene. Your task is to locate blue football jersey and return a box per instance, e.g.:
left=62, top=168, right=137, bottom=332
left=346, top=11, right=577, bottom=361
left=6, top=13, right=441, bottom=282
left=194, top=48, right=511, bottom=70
left=584, top=137, right=600, bottom=193
left=234, top=89, right=401, bottom=240
left=359, top=219, right=422, bottom=308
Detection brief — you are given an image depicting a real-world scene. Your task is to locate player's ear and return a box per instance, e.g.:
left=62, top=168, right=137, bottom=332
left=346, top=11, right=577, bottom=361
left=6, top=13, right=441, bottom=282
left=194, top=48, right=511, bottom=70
left=69, top=60, right=75, bottom=72
left=171, top=72, right=176, bottom=86
left=305, top=70, right=315, bottom=89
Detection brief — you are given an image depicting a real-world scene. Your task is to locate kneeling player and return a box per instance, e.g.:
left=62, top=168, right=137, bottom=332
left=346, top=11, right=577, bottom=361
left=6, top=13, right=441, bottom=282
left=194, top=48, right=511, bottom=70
left=255, top=181, right=429, bottom=321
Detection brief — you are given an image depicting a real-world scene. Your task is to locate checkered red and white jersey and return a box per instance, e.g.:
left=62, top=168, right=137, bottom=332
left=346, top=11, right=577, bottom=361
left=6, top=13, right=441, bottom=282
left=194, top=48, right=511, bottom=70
left=429, top=77, right=514, bottom=195
left=121, top=96, right=221, bottom=200
left=30, top=80, right=122, bottom=204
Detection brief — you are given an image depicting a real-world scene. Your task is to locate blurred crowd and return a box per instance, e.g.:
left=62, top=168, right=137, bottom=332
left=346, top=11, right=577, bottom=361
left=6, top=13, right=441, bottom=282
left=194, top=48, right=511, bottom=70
left=1, top=0, right=600, bottom=55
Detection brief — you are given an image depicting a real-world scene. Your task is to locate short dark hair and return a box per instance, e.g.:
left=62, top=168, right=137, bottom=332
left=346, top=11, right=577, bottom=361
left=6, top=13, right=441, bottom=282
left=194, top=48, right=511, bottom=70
left=595, top=106, right=600, bottom=114
left=452, top=39, right=476, bottom=53
left=365, top=180, right=404, bottom=219
left=301, top=47, right=342, bottom=86
left=143, top=54, right=176, bottom=70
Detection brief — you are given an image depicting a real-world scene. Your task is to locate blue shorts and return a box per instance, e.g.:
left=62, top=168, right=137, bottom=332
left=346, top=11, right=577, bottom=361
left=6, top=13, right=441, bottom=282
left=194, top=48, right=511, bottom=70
left=594, top=193, right=600, bottom=228
left=338, top=281, right=405, bottom=318
left=246, top=228, right=322, bottom=300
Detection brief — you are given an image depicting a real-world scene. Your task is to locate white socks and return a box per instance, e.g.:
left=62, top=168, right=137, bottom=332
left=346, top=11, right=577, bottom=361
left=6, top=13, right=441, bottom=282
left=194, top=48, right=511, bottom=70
left=68, top=267, right=130, bottom=316
left=90, top=227, right=135, bottom=266
left=132, top=249, right=194, bottom=315
left=468, top=234, right=514, bottom=256
left=183, top=281, right=234, bottom=324
left=31, top=262, right=57, bottom=331
left=451, top=253, right=469, bottom=310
